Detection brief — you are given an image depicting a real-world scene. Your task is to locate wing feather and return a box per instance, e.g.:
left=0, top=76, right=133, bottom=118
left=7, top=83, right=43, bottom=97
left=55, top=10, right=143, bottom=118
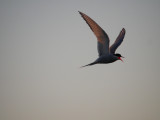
left=79, top=11, right=110, bottom=56
left=110, top=28, right=126, bottom=53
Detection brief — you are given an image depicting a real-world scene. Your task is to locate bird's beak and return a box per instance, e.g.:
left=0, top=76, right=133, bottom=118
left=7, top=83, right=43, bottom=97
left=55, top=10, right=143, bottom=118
left=119, top=57, right=124, bottom=62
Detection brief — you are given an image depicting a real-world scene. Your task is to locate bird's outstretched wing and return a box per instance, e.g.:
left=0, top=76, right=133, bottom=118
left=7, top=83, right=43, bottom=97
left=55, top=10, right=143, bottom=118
left=79, top=11, right=110, bottom=56
left=109, top=28, right=126, bottom=53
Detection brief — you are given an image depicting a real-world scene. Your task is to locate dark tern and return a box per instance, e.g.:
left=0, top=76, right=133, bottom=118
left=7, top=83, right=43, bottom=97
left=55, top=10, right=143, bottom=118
left=79, top=11, right=126, bottom=67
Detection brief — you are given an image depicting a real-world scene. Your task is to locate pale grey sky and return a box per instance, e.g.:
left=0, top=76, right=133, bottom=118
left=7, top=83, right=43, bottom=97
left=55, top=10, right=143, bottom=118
left=0, top=0, right=160, bottom=120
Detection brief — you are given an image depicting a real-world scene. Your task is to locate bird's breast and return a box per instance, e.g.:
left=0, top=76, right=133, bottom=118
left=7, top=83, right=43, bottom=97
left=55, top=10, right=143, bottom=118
left=98, top=54, right=117, bottom=63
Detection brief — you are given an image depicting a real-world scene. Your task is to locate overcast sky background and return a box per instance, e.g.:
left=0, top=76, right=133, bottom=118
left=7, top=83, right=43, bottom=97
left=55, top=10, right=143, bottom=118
left=0, top=0, right=160, bottom=120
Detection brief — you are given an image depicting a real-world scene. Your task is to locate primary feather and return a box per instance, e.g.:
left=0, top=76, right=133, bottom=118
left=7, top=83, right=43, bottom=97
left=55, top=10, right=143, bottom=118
left=79, top=11, right=110, bottom=56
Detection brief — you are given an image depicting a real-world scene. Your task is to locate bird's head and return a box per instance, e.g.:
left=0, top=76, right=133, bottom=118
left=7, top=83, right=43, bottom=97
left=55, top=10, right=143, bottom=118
left=114, top=53, right=124, bottom=62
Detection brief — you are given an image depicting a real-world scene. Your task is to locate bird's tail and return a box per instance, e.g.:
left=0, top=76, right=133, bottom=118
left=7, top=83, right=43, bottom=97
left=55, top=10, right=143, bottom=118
left=80, top=62, right=97, bottom=68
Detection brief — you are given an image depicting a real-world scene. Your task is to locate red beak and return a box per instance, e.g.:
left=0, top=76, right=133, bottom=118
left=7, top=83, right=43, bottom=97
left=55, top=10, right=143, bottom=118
left=118, top=57, right=124, bottom=62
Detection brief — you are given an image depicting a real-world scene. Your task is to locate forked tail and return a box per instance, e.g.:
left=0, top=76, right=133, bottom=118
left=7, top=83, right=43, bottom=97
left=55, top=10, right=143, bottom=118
left=80, top=62, right=97, bottom=68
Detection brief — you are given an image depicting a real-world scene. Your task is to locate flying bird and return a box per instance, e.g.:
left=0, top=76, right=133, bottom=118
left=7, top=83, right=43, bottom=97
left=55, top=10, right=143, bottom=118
left=79, top=11, right=126, bottom=67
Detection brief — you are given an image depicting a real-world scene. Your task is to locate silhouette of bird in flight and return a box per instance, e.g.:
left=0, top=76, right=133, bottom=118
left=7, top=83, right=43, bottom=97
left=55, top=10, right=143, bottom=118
left=79, top=11, right=126, bottom=67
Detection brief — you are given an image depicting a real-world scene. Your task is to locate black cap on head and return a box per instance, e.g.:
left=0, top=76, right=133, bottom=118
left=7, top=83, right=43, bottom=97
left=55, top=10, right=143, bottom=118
left=114, top=53, right=122, bottom=57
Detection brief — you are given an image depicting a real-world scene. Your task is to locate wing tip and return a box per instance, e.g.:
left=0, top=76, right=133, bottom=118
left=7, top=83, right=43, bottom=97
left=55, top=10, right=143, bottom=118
left=120, top=28, right=126, bottom=35
left=122, top=28, right=126, bottom=33
left=78, top=11, right=88, bottom=18
left=78, top=11, right=83, bottom=15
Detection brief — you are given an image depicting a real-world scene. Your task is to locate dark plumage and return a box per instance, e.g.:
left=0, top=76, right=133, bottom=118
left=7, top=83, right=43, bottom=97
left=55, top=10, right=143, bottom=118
left=79, top=11, right=126, bottom=67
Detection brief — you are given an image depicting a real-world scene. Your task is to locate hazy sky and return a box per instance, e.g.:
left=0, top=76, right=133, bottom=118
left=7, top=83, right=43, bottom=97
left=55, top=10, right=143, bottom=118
left=0, top=0, right=160, bottom=120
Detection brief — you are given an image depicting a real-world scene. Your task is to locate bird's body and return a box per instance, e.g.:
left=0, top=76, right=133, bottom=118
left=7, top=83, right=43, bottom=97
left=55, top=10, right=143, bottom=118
left=81, top=54, right=119, bottom=67
left=79, top=11, right=126, bottom=67
left=97, top=54, right=119, bottom=63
